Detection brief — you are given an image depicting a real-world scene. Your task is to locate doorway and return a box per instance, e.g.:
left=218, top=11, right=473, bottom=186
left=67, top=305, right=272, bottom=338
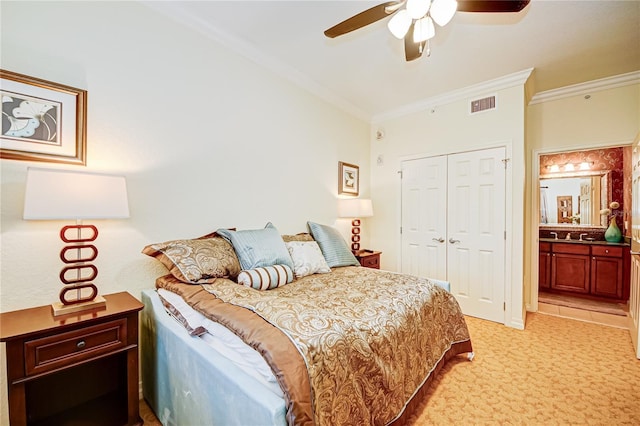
left=533, top=145, right=631, bottom=329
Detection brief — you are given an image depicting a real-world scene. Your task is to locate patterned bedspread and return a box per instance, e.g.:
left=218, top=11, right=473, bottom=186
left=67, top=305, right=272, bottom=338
left=157, top=266, right=472, bottom=426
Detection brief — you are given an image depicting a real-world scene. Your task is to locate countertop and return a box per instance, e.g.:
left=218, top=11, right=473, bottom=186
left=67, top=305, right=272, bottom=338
left=539, top=237, right=630, bottom=247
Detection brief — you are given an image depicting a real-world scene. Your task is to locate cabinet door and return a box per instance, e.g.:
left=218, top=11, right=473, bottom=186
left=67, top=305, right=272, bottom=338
left=591, top=256, right=624, bottom=299
left=539, top=244, right=551, bottom=289
left=551, top=253, right=590, bottom=293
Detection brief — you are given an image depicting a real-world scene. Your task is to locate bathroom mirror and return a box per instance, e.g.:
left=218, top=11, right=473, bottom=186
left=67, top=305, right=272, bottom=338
left=539, top=146, right=625, bottom=229
left=539, top=171, right=610, bottom=227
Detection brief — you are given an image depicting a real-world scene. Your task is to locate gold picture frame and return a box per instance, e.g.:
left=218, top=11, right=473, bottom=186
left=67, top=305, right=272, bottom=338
left=338, top=161, right=359, bottom=196
left=1, top=69, right=87, bottom=165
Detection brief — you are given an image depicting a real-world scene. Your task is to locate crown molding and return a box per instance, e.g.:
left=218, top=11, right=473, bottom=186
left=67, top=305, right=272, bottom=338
left=141, top=1, right=370, bottom=122
left=139, top=2, right=639, bottom=124
left=372, top=68, right=534, bottom=123
left=529, top=71, right=640, bottom=105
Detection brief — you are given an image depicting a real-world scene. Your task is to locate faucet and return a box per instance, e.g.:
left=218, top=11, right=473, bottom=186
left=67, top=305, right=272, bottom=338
left=550, top=232, right=558, bottom=240
left=565, top=232, right=571, bottom=240
left=579, top=233, right=588, bottom=241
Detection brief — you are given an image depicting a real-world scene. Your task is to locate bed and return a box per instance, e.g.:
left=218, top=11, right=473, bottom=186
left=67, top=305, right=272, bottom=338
left=140, top=223, right=473, bottom=425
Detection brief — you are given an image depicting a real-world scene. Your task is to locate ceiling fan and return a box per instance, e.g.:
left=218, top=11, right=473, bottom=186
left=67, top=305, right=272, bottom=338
left=324, top=0, right=530, bottom=61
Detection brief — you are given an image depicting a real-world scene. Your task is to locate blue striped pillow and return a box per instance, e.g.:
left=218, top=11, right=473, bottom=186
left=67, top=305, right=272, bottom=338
left=307, top=221, right=359, bottom=268
left=237, top=264, right=294, bottom=290
left=217, top=223, right=294, bottom=271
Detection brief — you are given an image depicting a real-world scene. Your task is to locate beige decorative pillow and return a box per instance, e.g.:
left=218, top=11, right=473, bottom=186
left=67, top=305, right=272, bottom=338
left=282, top=233, right=315, bottom=243
left=142, top=236, right=241, bottom=283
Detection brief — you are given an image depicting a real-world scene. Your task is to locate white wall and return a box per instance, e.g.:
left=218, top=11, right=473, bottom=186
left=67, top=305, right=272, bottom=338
left=369, top=77, right=529, bottom=329
left=0, top=2, right=369, bottom=422
left=368, top=75, right=639, bottom=333
left=0, top=0, right=370, bottom=308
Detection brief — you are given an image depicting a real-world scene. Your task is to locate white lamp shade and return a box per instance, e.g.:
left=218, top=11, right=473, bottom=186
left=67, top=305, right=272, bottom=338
left=406, top=0, right=431, bottom=20
left=24, top=167, right=130, bottom=220
left=338, top=198, right=374, bottom=218
left=388, top=9, right=412, bottom=39
left=430, top=0, right=457, bottom=27
left=414, top=16, right=435, bottom=42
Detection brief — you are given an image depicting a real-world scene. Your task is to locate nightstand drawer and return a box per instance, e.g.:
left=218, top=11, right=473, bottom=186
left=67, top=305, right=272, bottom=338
left=25, top=318, right=128, bottom=376
left=361, top=255, right=379, bottom=268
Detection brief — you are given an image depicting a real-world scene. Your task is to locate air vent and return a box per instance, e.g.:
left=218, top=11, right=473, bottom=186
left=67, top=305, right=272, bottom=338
left=470, top=96, right=496, bottom=114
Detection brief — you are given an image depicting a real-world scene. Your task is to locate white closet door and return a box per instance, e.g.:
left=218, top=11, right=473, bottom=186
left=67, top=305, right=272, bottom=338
left=447, top=147, right=506, bottom=323
left=401, top=156, right=447, bottom=280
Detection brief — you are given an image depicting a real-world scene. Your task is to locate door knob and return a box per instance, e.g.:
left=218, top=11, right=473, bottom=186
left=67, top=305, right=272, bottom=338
left=432, top=238, right=445, bottom=243
left=449, top=238, right=460, bottom=244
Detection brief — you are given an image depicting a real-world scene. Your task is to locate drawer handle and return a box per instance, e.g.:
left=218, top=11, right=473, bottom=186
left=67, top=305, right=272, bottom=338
left=76, top=340, right=86, bottom=349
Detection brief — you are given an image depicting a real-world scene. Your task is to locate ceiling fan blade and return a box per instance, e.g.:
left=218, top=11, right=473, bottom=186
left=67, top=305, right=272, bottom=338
left=324, top=1, right=403, bottom=38
left=457, top=0, right=530, bottom=13
left=404, top=25, right=425, bottom=62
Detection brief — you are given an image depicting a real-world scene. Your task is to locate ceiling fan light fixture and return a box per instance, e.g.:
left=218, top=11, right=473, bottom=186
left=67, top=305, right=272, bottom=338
left=430, top=0, right=457, bottom=26
left=388, top=9, right=412, bottom=39
left=413, top=16, right=435, bottom=42
left=406, top=0, right=431, bottom=20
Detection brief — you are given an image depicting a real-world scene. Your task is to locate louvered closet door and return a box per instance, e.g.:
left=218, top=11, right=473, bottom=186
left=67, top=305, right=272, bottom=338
left=447, top=148, right=506, bottom=323
left=400, top=156, right=448, bottom=281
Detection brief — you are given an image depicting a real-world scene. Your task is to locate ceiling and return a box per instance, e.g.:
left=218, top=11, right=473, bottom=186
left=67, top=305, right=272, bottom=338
left=145, top=1, right=640, bottom=120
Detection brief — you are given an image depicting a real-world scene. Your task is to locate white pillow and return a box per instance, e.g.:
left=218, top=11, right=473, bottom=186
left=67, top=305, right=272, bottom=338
left=285, top=241, right=331, bottom=278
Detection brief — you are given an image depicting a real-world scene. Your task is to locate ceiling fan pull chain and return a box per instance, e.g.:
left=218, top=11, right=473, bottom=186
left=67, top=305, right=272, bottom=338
left=426, top=40, right=431, bottom=57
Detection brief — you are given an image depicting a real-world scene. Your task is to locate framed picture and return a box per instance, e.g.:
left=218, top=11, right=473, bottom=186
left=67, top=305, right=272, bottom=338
left=338, top=161, right=359, bottom=196
left=1, top=69, right=87, bottom=165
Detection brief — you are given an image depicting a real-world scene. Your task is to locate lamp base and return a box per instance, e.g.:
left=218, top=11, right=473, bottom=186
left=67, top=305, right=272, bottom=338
left=52, top=295, right=106, bottom=316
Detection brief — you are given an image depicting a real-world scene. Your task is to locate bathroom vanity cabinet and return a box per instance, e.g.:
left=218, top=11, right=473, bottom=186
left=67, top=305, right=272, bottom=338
left=539, top=240, right=630, bottom=301
left=539, top=242, right=552, bottom=290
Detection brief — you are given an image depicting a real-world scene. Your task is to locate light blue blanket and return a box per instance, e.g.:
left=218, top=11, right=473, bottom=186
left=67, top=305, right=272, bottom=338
left=141, top=289, right=287, bottom=426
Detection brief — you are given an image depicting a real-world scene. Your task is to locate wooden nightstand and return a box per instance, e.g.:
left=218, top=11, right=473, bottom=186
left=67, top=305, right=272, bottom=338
left=355, top=250, right=381, bottom=269
left=0, top=292, right=143, bottom=426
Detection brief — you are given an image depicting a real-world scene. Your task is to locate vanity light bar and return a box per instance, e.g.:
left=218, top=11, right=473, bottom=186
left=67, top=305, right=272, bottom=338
left=545, top=162, right=593, bottom=172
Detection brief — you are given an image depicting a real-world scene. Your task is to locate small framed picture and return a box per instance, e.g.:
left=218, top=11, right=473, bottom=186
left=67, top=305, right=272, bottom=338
left=338, top=161, right=359, bottom=196
left=1, top=69, right=87, bottom=165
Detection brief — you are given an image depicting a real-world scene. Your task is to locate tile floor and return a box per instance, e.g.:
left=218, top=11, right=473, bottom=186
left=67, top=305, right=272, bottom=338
left=538, top=301, right=630, bottom=329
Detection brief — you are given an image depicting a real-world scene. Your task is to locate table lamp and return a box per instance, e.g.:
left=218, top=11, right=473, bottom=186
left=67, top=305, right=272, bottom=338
left=23, top=167, right=130, bottom=316
left=338, top=198, right=373, bottom=254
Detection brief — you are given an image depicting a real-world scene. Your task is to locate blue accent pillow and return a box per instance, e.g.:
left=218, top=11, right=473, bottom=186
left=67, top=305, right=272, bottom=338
left=217, top=223, right=294, bottom=271
left=307, top=221, right=359, bottom=268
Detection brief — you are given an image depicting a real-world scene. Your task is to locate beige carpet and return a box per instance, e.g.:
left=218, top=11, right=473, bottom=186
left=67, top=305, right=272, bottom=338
left=539, top=291, right=628, bottom=316
left=408, top=313, right=640, bottom=424
left=141, top=313, right=640, bottom=425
